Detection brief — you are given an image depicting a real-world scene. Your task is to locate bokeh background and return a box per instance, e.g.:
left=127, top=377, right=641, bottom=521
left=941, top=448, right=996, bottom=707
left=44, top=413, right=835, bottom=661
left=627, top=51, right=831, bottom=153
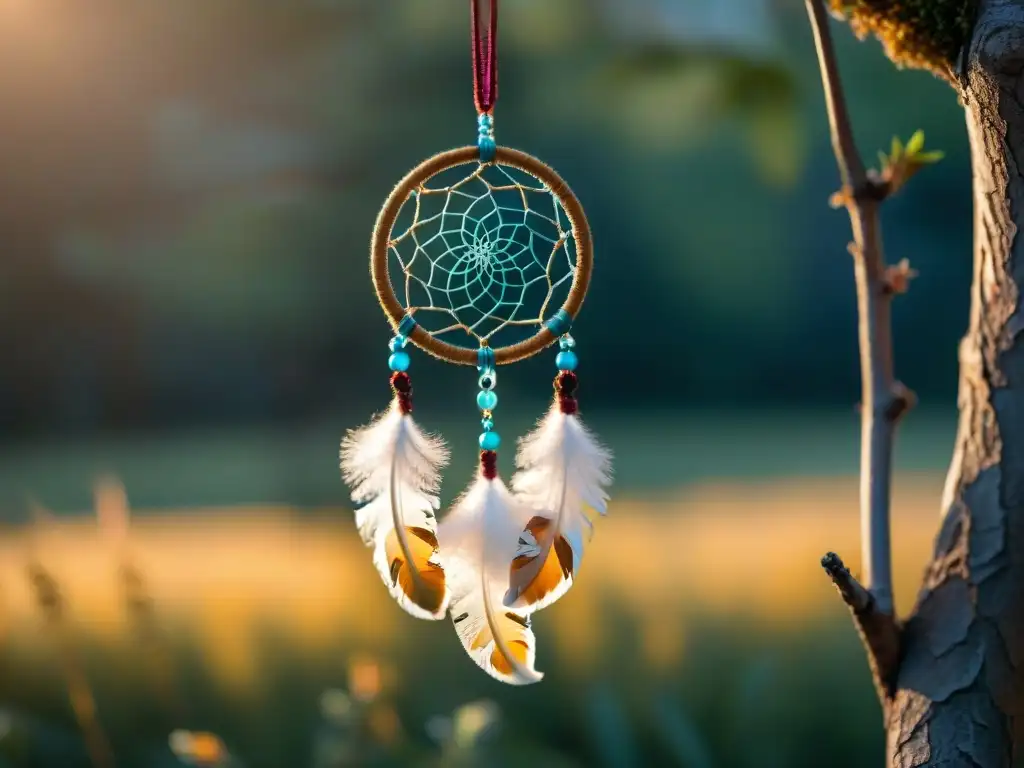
left=0, top=0, right=973, bottom=766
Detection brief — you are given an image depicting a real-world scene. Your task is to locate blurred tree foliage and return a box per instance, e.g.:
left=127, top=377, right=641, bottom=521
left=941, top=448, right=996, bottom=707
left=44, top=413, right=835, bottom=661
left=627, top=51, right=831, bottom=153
left=0, top=0, right=970, bottom=435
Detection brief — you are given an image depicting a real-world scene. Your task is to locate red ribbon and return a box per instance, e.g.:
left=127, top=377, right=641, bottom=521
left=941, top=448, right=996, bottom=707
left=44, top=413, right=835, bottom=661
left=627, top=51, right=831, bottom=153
left=471, top=0, right=498, bottom=114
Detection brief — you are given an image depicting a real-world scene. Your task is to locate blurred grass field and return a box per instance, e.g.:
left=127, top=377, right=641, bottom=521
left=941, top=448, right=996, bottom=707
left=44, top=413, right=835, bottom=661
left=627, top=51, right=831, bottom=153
left=0, top=410, right=954, bottom=767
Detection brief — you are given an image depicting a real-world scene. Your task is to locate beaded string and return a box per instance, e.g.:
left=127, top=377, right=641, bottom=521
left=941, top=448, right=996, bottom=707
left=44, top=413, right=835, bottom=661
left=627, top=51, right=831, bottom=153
left=554, top=333, right=579, bottom=414
left=471, top=0, right=498, bottom=162
left=388, top=333, right=414, bottom=413
left=476, top=346, right=500, bottom=477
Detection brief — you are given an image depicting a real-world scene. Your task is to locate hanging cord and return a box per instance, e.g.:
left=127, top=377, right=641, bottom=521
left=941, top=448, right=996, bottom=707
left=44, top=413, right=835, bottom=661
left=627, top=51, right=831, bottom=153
left=471, top=0, right=498, bottom=161
left=471, top=0, right=498, bottom=114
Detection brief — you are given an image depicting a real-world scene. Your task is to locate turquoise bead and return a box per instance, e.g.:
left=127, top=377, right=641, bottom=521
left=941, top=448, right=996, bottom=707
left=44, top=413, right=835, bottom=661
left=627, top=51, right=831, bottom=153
left=559, top=334, right=576, bottom=350
left=479, top=431, right=501, bottom=450
left=481, top=418, right=494, bottom=431
left=477, top=389, right=498, bottom=410
left=478, top=137, right=497, bottom=162
left=555, top=350, right=578, bottom=371
left=388, top=351, right=410, bottom=372
left=389, top=335, right=407, bottom=352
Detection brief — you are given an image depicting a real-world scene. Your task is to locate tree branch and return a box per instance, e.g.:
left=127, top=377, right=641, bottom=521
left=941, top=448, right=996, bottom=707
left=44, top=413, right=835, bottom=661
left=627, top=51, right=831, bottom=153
left=807, top=1, right=867, bottom=192
left=806, top=0, right=914, bottom=620
left=821, top=553, right=901, bottom=701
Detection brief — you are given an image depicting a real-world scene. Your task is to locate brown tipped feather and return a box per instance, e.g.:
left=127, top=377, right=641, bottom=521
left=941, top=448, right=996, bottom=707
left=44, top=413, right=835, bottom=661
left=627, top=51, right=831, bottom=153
left=384, top=527, right=446, bottom=615
left=506, top=516, right=574, bottom=609
left=470, top=611, right=534, bottom=678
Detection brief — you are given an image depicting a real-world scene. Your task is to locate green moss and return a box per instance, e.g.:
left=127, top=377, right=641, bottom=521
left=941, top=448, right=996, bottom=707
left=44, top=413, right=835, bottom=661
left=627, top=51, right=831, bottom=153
left=830, top=0, right=977, bottom=78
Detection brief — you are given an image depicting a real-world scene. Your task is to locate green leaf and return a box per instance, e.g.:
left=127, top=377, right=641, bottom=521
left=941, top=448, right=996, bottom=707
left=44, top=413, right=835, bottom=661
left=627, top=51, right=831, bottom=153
left=890, top=135, right=903, bottom=160
left=905, top=129, right=925, bottom=155
left=875, top=129, right=944, bottom=194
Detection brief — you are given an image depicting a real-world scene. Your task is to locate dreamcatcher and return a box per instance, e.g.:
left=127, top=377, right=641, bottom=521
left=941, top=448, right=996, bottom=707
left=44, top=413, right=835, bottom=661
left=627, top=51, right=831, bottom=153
left=340, top=0, right=612, bottom=686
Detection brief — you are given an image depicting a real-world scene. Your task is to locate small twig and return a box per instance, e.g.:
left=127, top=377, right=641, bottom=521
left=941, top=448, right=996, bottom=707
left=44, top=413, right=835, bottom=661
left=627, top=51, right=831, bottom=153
left=821, top=553, right=901, bottom=702
left=820, top=552, right=872, bottom=612
left=806, top=0, right=914, bottom=617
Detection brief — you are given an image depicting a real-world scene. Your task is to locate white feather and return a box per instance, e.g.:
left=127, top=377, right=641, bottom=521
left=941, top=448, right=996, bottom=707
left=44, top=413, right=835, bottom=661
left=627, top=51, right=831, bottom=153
left=340, top=400, right=450, bottom=620
left=506, top=402, right=612, bottom=613
left=439, top=472, right=544, bottom=685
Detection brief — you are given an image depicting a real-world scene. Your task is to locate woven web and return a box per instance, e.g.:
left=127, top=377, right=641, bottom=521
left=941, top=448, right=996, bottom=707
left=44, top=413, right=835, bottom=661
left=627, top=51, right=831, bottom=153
left=387, top=161, right=577, bottom=348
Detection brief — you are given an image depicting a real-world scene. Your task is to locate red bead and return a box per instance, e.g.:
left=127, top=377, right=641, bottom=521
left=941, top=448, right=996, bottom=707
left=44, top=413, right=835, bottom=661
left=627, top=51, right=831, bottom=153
left=391, top=371, right=412, bottom=394
left=391, top=372, right=413, bottom=414
left=554, top=371, right=578, bottom=396
left=480, top=450, right=498, bottom=480
left=559, top=395, right=578, bottom=415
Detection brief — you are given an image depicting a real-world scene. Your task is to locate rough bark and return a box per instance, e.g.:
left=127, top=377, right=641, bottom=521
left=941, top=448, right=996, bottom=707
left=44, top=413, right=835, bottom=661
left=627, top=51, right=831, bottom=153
left=885, top=2, right=1024, bottom=764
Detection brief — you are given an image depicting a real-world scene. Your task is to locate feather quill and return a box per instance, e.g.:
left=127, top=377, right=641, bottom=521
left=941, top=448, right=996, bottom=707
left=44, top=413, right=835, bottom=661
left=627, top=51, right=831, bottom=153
left=506, top=400, right=612, bottom=613
left=439, top=466, right=544, bottom=685
left=340, top=400, right=450, bottom=620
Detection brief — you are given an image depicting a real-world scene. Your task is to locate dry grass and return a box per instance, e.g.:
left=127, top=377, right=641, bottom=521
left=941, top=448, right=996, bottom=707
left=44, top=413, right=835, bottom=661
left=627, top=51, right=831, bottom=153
left=0, top=473, right=944, bottom=694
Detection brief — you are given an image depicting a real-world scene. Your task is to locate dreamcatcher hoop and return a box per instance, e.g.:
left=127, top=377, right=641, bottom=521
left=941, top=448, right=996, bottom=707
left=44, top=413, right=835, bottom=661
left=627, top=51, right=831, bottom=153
left=370, top=145, right=594, bottom=365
